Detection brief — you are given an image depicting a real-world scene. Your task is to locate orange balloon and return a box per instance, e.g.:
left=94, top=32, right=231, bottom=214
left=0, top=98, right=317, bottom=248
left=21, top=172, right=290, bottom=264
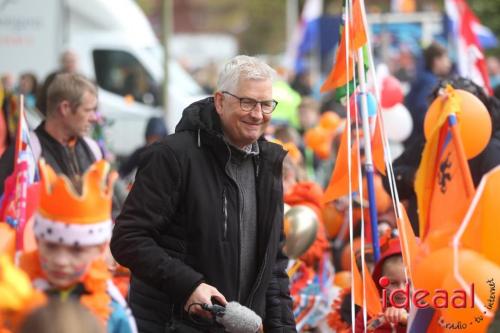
left=422, top=227, right=457, bottom=252
left=340, top=237, right=372, bottom=271
left=340, top=237, right=373, bottom=271
left=328, top=205, right=364, bottom=243
left=319, top=111, right=341, bottom=131
left=412, top=247, right=498, bottom=308
left=438, top=252, right=500, bottom=333
left=424, top=89, right=492, bottom=159
left=412, top=247, right=457, bottom=293
left=322, top=202, right=344, bottom=239
left=304, top=126, right=333, bottom=159
left=340, top=238, right=361, bottom=271
left=304, top=127, right=322, bottom=149
left=334, top=270, right=352, bottom=289
left=362, top=174, right=392, bottom=214
left=304, top=126, right=330, bottom=149
left=315, top=141, right=332, bottom=159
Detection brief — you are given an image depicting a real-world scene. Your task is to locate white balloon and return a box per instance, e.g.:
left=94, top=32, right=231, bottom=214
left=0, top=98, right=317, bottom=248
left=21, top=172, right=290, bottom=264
left=389, top=142, right=405, bottom=161
left=284, top=203, right=291, bottom=215
left=381, top=103, right=413, bottom=142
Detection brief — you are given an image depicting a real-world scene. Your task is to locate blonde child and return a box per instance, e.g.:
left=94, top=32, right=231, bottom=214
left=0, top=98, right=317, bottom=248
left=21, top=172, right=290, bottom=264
left=19, top=160, right=137, bottom=333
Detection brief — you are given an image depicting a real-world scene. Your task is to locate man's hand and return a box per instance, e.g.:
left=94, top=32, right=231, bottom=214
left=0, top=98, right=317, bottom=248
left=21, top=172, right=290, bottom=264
left=184, top=283, right=227, bottom=318
left=384, top=307, right=408, bottom=325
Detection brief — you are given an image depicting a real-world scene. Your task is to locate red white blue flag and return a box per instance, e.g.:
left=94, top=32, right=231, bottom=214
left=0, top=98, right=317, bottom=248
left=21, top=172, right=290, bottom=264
left=0, top=95, right=39, bottom=250
left=284, top=0, right=323, bottom=73
left=445, top=0, right=492, bottom=94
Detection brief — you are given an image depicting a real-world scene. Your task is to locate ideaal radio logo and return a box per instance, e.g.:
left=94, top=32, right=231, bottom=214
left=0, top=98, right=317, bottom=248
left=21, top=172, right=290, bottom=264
left=379, top=276, right=497, bottom=330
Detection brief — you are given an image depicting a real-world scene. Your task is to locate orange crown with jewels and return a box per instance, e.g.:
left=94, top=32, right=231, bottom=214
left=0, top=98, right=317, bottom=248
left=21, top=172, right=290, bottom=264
left=38, top=159, right=116, bottom=224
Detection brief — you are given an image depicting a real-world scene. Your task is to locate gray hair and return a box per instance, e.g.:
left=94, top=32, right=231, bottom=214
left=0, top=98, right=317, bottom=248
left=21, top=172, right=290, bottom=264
left=217, top=55, right=276, bottom=92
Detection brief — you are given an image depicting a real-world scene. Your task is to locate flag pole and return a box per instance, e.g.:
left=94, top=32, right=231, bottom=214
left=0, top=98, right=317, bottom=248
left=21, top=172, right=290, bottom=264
left=356, top=47, right=381, bottom=261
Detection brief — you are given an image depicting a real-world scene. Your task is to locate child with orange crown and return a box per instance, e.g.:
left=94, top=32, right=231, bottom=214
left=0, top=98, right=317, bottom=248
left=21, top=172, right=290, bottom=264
left=18, top=159, right=137, bottom=333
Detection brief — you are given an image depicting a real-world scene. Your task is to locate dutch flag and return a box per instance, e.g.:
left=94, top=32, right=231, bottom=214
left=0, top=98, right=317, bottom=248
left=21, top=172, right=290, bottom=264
left=445, top=0, right=492, bottom=94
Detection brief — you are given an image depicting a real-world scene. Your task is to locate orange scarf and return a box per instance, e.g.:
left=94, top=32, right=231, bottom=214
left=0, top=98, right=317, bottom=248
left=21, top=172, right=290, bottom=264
left=19, top=250, right=112, bottom=325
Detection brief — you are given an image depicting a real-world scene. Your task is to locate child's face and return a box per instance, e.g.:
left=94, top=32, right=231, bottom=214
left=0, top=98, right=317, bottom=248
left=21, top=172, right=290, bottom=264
left=382, top=256, right=406, bottom=304
left=37, top=239, right=104, bottom=288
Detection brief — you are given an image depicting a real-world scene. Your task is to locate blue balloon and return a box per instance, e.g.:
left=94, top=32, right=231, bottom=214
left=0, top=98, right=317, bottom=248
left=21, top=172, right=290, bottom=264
left=356, top=92, right=377, bottom=117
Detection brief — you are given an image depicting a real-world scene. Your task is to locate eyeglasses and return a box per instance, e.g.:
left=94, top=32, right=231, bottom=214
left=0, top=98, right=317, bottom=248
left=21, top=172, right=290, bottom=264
left=222, top=91, right=278, bottom=114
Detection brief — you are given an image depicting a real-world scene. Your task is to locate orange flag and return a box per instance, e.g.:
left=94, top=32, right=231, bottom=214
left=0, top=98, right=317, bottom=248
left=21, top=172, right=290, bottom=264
left=323, top=127, right=360, bottom=203
left=415, top=88, right=475, bottom=243
left=459, top=165, right=500, bottom=266
left=351, top=252, right=382, bottom=317
left=372, top=115, right=386, bottom=175
left=321, top=0, right=367, bottom=93
left=323, top=116, right=385, bottom=203
left=395, top=203, right=422, bottom=282
left=321, top=28, right=354, bottom=92
left=350, top=0, right=368, bottom=49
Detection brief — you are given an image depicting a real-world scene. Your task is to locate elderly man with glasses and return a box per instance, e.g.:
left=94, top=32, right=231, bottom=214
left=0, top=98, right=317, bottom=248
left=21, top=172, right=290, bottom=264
left=111, top=55, right=297, bottom=333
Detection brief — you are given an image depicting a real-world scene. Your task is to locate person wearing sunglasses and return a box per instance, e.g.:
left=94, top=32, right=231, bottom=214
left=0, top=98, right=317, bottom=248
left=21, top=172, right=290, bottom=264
left=111, top=55, right=296, bottom=333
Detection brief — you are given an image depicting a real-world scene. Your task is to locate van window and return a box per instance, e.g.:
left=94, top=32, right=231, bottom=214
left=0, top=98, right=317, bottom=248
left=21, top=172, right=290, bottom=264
left=93, top=50, right=161, bottom=106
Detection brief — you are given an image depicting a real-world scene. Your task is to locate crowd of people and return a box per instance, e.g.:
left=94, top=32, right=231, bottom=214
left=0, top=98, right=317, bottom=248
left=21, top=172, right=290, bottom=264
left=1, top=39, right=500, bottom=333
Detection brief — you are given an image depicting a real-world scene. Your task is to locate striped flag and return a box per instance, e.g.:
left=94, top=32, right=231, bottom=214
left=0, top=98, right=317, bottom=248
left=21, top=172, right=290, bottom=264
left=445, top=0, right=492, bottom=94
left=473, top=22, right=498, bottom=49
left=0, top=95, right=39, bottom=251
left=284, top=0, right=323, bottom=73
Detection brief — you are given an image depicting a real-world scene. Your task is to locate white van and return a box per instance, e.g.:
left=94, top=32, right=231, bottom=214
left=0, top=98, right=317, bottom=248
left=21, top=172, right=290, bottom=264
left=0, top=0, right=204, bottom=156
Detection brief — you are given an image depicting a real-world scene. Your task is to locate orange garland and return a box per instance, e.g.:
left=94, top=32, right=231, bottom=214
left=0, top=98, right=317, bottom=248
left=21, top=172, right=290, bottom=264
left=326, top=287, right=351, bottom=333
left=19, top=250, right=112, bottom=325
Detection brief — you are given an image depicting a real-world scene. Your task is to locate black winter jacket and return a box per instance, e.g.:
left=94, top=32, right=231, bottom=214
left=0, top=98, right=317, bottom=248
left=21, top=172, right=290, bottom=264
left=111, top=98, right=296, bottom=333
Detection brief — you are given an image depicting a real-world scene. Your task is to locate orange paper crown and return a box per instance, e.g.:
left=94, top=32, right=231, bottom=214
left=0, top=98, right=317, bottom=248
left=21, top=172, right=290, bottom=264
left=34, top=160, right=116, bottom=246
left=38, top=159, right=114, bottom=224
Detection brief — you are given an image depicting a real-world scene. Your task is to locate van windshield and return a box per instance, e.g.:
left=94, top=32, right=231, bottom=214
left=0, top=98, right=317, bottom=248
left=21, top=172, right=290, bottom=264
left=93, top=49, right=161, bottom=106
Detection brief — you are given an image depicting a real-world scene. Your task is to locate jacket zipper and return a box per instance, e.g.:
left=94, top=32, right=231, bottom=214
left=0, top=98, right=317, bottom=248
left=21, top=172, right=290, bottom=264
left=222, top=188, right=228, bottom=240
left=247, top=250, right=268, bottom=308
left=247, top=149, right=286, bottom=308
left=223, top=142, right=241, bottom=298
left=236, top=185, right=243, bottom=302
